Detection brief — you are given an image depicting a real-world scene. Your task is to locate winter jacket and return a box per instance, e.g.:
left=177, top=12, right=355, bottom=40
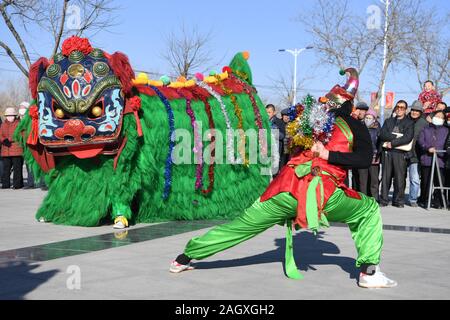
left=419, top=90, right=442, bottom=114
left=367, top=120, right=381, bottom=163
left=418, top=123, right=448, bottom=168
left=0, top=119, right=23, bottom=157
left=270, top=116, right=286, bottom=141
left=379, top=116, right=414, bottom=153
left=407, top=114, right=429, bottom=163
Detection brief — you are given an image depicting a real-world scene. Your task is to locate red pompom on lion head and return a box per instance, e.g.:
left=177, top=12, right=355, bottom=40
left=61, top=36, right=93, bottom=56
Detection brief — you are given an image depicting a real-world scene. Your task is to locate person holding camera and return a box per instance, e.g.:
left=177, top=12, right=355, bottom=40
left=1, top=107, right=24, bottom=189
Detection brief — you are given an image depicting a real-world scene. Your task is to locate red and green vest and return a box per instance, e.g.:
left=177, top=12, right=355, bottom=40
left=261, top=116, right=361, bottom=231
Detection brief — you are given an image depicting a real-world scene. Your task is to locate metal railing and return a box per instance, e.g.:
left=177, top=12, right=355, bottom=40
left=427, top=150, right=450, bottom=210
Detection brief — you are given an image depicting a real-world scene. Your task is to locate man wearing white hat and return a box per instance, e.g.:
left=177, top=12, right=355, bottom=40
left=1, top=107, right=24, bottom=189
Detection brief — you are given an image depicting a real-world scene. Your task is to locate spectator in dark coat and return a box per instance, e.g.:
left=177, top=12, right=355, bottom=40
left=406, top=100, right=428, bottom=207
left=280, top=108, right=291, bottom=167
left=266, top=104, right=285, bottom=175
left=352, top=102, right=370, bottom=190
left=417, top=110, right=448, bottom=208
left=1, top=107, right=24, bottom=189
left=355, top=108, right=380, bottom=200
left=379, top=100, right=414, bottom=207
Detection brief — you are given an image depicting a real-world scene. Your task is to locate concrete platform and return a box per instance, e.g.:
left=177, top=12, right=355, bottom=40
left=0, top=188, right=449, bottom=300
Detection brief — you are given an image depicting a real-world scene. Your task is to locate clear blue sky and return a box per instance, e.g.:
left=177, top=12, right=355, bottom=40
left=0, top=0, right=448, bottom=107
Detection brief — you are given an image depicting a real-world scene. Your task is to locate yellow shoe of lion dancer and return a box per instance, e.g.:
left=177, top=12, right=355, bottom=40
left=113, top=216, right=129, bottom=229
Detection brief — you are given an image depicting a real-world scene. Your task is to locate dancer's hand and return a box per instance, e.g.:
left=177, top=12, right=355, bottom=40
left=311, top=142, right=322, bottom=153
left=312, top=142, right=329, bottom=160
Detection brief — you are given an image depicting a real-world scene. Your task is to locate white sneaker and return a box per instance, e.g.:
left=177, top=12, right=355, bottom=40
left=169, top=261, right=194, bottom=273
left=38, top=217, right=46, bottom=223
left=358, top=266, right=397, bottom=288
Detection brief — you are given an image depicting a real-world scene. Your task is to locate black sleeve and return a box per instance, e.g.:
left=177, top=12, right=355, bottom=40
left=378, top=118, right=396, bottom=142
left=328, top=117, right=372, bottom=169
left=390, top=120, right=413, bottom=147
left=275, top=118, right=285, bottom=141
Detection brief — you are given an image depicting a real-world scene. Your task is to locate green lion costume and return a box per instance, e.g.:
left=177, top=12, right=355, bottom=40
left=16, top=36, right=274, bottom=228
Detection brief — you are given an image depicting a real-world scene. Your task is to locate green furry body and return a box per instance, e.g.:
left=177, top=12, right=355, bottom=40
left=16, top=89, right=272, bottom=226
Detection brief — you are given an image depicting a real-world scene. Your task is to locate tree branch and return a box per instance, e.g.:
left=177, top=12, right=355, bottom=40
left=0, top=2, right=31, bottom=68
left=52, top=0, right=69, bottom=57
left=0, top=40, right=29, bottom=77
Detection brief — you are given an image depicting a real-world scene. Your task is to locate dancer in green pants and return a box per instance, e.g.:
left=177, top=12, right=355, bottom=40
left=170, top=69, right=397, bottom=288
left=184, top=189, right=382, bottom=276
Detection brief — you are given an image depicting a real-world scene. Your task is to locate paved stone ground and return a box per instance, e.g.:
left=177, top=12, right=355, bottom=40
left=0, top=188, right=450, bottom=300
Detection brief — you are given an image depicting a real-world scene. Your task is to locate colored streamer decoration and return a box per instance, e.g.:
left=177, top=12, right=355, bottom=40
left=150, top=86, right=175, bottom=200
left=195, top=94, right=216, bottom=195
left=229, top=74, right=267, bottom=157
left=179, top=93, right=204, bottom=191
left=197, top=81, right=239, bottom=164
left=230, top=95, right=248, bottom=166
left=286, top=94, right=335, bottom=151
left=244, top=86, right=267, bottom=157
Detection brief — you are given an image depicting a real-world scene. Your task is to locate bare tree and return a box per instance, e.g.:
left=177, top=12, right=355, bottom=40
left=0, top=0, right=119, bottom=78
left=371, top=0, right=433, bottom=107
left=297, top=0, right=382, bottom=101
left=161, top=24, right=216, bottom=78
left=266, top=71, right=312, bottom=109
left=404, top=14, right=450, bottom=97
left=0, top=75, right=30, bottom=113
left=298, top=0, right=448, bottom=107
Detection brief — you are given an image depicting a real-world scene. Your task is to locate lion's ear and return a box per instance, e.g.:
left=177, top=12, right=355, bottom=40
left=29, top=57, right=50, bottom=100
left=107, top=52, right=134, bottom=97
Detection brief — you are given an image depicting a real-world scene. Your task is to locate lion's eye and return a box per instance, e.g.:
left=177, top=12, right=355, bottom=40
left=90, top=101, right=103, bottom=119
left=52, top=100, right=69, bottom=119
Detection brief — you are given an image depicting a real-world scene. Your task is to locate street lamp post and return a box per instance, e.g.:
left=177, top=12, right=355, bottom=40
left=279, top=46, right=313, bottom=105
left=380, top=0, right=390, bottom=125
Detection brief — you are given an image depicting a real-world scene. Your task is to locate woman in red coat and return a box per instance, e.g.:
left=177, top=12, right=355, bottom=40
left=1, top=107, right=24, bottom=189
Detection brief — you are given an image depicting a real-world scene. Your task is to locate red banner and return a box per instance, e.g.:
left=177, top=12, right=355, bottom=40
left=371, top=92, right=378, bottom=109
left=386, top=92, right=395, bottom=109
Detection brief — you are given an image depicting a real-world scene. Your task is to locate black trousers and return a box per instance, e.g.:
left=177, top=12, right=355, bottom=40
left=380, top=151, right=407, bottom=205
left=351, top=169, right=360, bottom=190
left=1, top=156, right=23, bottom=189
left=26, top=164, right=35, bottom=187
left=357, top=165, right=380, bottom=201
left=419, top=166, right=446, bottom=206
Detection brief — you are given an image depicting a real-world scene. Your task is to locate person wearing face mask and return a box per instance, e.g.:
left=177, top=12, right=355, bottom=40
left=425, top=101, right=447, bottom=124
left=1, top=107, right=24, bottom=189
left=406, top=101, right=428, bottom=207
left=417, top=111, right=448, bottom=209
left=354, top=109, right=381, bottom=201
left=18, top=101, right=36, bottom=189
left=379, top=100, right=414, bottom=207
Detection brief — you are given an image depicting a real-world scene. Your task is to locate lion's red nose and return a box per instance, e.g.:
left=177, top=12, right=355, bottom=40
left=55, top=119, right=96, bottom=142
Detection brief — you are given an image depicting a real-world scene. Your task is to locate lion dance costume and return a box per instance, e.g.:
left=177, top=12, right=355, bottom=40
left=16, top=36, right=274, bottom=228
left=171, top=68, right=398, bottom=288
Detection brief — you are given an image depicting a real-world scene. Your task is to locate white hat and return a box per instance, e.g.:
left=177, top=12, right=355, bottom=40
left=4, top=107, right=18, bottom=116
left=19, top=101, right=30, bottom=109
